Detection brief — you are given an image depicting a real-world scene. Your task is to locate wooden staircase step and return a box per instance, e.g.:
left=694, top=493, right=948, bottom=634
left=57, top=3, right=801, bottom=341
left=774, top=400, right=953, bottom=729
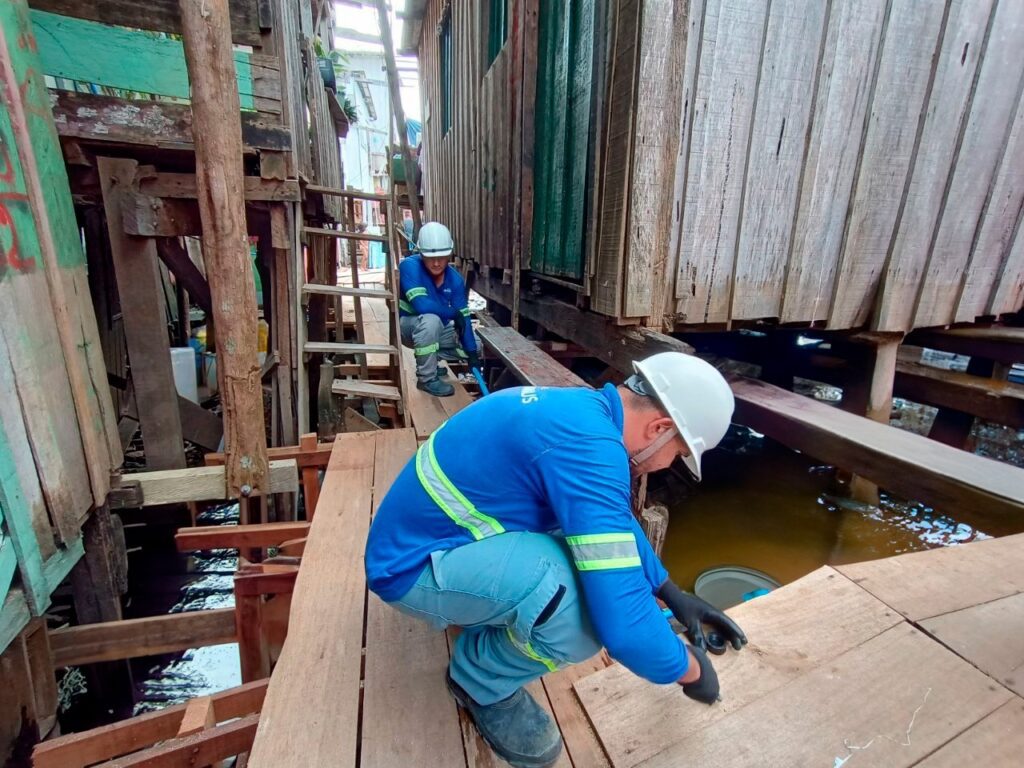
left=304, top=341, right=397, bottom=356
left=331, top=380, right=402, bottom=400
left=303, top=283, right=393, bottom=300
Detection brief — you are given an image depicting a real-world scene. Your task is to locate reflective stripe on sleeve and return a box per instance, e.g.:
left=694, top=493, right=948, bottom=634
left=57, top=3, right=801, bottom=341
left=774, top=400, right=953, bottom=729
left=565, top=532, right=642, bottom=571
left=414, top=342, right=440, bottom=356
left=406, top=287, right=428, bottom=300
left=415, top=429, right=505, bottom=540
left=459, top=307, right=471, bottom=317
left=399, top=299, right=414, bottom=313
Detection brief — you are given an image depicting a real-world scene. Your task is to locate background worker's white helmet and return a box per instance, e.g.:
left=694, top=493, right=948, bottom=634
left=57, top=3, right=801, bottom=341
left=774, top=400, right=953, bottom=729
left=417, top=221, right=454, bottom=258
left=633, top=352, right=735, bottom=482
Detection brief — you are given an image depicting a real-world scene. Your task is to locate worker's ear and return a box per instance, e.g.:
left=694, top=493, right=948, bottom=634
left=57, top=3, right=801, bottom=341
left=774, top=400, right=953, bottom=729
left=646, top=415, right=675, bottom=439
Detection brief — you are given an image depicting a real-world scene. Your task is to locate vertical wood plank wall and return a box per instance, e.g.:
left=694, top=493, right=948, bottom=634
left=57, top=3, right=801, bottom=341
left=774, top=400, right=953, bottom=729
left=417, top=0, right=1024, bottom=332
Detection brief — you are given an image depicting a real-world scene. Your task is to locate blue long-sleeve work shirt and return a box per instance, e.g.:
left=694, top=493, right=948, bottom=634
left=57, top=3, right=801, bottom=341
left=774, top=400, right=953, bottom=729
left=365, top=384, right=688, bottom=684
left=398, top=254, right=477, bottom=353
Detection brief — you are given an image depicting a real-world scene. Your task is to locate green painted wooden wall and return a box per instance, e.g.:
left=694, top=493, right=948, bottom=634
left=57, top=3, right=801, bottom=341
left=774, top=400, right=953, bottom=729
left=530, top=0, right=596, bottom=280
left=30, top=9, right=255, bottom=108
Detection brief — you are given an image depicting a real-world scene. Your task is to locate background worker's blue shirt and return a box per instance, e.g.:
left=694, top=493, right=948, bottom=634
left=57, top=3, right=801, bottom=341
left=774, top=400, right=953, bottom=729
left=398, top=254, right=477, bottom=353
left=365, top=384, right=688, bottom=684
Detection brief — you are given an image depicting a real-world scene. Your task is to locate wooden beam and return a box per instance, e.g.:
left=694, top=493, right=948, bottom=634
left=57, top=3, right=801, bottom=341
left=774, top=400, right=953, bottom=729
left=139, top=173, right=300, bottom=202
left=32, top=679, right=267, bottom=768
left=50, top=91, right=292, bottom=152
left=477, top=325, right=588, bottom=388
left=96, top=713, right=259, bottom=767
left=155, top=237, right=212, bottom=315
left=98, top=156, right=186, bottom=471
left=205, top=442, right=332, bottom=468
left=905, top=327, right=1024, bottom=365
left=176, top=522, right=310, bottom=551
left=180, top=0, right=269, bottom=497
left=176, top=695, right=215, bottom=737
left=732, top=377, right=1024, bottom=531
left=303, top=226, right=388, bottom=242
left=896, top=360, right=1024, bottom=428
left=124, top=459, right=298, bottom=506
left=29, top=0, right=262, bottom=46
left=305, top=184, right=389, bottom=202
left=49, top=608, right=236, bottom=667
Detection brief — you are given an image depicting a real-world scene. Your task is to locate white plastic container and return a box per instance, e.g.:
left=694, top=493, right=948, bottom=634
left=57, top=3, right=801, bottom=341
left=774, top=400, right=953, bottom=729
left=170, top=347, right=199, bottom=404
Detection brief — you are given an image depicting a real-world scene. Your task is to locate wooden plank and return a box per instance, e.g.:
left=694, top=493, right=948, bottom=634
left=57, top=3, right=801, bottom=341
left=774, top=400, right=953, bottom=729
left=50, top=90, right=292, bottom=152
left=180, top=0, right=269, bottom=498
left=731, top=0, right=826, bottom=321
left=139, top=173, right=300, bottom=202
left=305, top=185, right=389, bottom=202
left=542, top=656, right=613, bottom=768
left=674, top=0, right=768, bottom=324
left=401, top=346, right=451, bottom=440
left=331, top=380, right=402, bottom=400
left=732, top=377, right=1024, bottom=531
left=176, top=696, right=215, bottom=737
left=49, top=607, right=236, bottom=667
left=175, top=522, right=310, bottom=552
left=912, top=0, right=1024, bottom=328
left=920, top=591, right=1024, bottom=697
left=636, top=624, right=1011, bottom=768
left=836, top=533, right=1024, bottom=621
left=28, top=0, right=261, bottom=46
left=206, top=442, right=332, bottom=469
left=155, top=238, right=212, bottom=316
left=175, top=395, right=223, bottom=452
left=343, top=407, right=382, bottom=433
left=304, top=341, right=397, bottom=355
left=477, top=325, right=587, bottom=388
left=827, top=0, right=947, bottom=329
left=33, top=679, right=267, bottom=768
left=876, top=0, right=998, bottom=331
left=894, top=359, right=1024, bottom=428
left=781, top=0, right=886, bottom=323
left=304, top=226, right=388, bottom=243
left=100, top=713, right=259, bottom=768
left=127, top=459, right=298, bottom=506
left=914, top=700, right=1024, bottom=768
left=248, top=432, right=380, bottom=767
left=576, top=566, right=902, bottom=767
left=303, top=283, right=392, bottom=299
left=988, top=205, right=1024, bottom=318
left=99, top=156, right=186, bottom=471
left=904, top=326, right=1024, bottom=366
left=361, top=429, right=465, bottom=768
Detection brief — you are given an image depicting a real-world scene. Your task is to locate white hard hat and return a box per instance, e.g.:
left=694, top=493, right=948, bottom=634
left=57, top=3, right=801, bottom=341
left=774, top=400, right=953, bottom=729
left=417, top=221, right=454, bottom=258
left=632, top=352, right=735, bottom=481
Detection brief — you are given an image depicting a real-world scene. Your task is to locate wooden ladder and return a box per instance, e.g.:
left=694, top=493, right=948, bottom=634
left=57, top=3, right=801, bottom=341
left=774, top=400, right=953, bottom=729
left=300, top=185, right=408, bottom=429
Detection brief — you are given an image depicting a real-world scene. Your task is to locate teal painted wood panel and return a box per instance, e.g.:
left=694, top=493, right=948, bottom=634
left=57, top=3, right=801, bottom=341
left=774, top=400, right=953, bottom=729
left=30, top=9, right=254, bottom=109
left=530, top=0, right=595, bottom=280
left=0, top=590, right=30, bottom=655
left=0, top=530, right=17, bottom=601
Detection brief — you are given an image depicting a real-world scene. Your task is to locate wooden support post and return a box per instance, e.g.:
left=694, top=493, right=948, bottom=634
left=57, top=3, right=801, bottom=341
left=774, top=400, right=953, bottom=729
left=929, top=357, right=993, bottom=448
left=299, top=433, right=320, bottom=520
left=179, top=0, right=269, bottom=497
left=374, top=0, right=421, bottom=232
left=639, top=505, right=669, bottom=559
left=98, top=157, right=186, bottom=471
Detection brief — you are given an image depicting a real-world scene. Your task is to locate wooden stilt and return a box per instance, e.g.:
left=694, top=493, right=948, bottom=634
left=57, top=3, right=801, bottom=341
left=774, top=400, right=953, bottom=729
left=179, top=0, right=269, bottom=497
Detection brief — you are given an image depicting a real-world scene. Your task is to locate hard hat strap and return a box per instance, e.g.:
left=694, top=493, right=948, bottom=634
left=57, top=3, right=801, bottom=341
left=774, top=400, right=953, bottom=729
left=628, top=426, right=679, bottom=469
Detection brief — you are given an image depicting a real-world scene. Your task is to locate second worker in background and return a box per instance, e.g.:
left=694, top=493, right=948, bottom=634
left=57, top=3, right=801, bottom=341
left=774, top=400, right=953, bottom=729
left=399, top=221, right=480, bottom=397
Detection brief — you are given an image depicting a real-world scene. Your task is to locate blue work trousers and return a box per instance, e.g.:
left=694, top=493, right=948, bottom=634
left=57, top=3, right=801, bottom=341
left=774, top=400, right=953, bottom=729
left=389, top=532, right=602, bottom=705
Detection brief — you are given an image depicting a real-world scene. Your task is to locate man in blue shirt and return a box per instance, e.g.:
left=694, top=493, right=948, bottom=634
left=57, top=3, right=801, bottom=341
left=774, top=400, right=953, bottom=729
left=366, top=352, right=746, bottom=767
left=399, top=221, right=480, bottom=397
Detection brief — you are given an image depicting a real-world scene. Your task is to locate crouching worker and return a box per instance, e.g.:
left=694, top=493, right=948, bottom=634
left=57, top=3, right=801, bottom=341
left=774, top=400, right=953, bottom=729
left=365, top=352, right=747, bottom=767
left=398, top=221, right=480, bottom=397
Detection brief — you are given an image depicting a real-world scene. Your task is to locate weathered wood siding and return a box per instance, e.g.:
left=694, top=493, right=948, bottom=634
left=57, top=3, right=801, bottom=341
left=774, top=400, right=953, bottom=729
left=635, top=0, right=1024, bottom=330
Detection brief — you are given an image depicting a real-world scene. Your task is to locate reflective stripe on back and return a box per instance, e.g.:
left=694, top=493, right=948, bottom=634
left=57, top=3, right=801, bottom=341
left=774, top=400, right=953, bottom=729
left=415, top=428, right=505, bottom=541
left=565, top=532, right=641, bottom=571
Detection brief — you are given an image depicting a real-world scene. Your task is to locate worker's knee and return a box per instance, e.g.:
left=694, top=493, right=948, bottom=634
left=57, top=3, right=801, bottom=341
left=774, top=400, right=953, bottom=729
left=414, top=313, right=444, bottom=339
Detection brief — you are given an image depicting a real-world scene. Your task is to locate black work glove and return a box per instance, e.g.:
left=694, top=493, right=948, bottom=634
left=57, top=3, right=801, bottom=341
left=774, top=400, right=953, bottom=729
left=453, top=312, right=467, bottom=336
left=466, top=351, right=482, bottom=371
left=681, top=644, right=719, bottom=705
left=659, top=579, right=747, bottom=652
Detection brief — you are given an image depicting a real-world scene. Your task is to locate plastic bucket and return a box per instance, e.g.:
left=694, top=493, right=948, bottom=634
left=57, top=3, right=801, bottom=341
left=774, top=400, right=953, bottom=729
left=170, top=347, right=198, bottom=403
left=694, top=566, right=781, bottom=610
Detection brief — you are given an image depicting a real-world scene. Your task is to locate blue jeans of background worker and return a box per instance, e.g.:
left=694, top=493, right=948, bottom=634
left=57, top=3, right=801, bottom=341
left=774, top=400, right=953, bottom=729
left=389, top=532, right=603, bottom=705
left=400, top=314, right=463, bottom=383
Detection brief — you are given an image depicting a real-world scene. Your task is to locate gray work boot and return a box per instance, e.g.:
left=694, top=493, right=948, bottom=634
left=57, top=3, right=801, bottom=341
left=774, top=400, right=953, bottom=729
left=447, top=672, right=563, bottom=768
left=417, top=376, right=455, bottom=397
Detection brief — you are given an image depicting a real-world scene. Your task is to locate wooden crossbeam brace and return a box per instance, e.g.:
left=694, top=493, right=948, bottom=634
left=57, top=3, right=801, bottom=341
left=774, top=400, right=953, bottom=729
left=176, top=521, right=310, bottom=552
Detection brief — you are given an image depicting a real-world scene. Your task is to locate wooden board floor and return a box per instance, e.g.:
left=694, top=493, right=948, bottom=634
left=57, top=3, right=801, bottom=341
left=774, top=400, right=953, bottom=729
left=576, top=533, right=1024, bottom=767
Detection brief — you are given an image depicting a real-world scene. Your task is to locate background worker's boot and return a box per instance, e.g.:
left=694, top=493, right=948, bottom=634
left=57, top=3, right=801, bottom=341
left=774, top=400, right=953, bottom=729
left=418, top=376, right=455, bottom=397
left=446, top=672, right=562, bottom=768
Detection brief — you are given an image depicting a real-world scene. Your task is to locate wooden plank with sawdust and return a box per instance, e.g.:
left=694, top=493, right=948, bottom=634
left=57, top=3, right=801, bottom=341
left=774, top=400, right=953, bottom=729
left=836, top=533, right=1024, bottom=622
left=575, top=566, right=902, bottom=767
left=636, top=623, right=1011, bottom=768
left=914, top=699, right=1024, bottom=768
left=360, top=429, right=466, bottom=768
left=247, top=432, right=377, bottom=767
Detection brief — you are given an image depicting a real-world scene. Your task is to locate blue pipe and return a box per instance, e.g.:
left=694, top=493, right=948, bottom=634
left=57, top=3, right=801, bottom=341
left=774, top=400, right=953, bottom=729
left=471, top=366, right=490, bottom=396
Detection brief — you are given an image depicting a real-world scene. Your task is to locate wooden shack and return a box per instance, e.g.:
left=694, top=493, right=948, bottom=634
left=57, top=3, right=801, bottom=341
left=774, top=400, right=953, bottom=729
left=404, top=0, right=1024, bottom=332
